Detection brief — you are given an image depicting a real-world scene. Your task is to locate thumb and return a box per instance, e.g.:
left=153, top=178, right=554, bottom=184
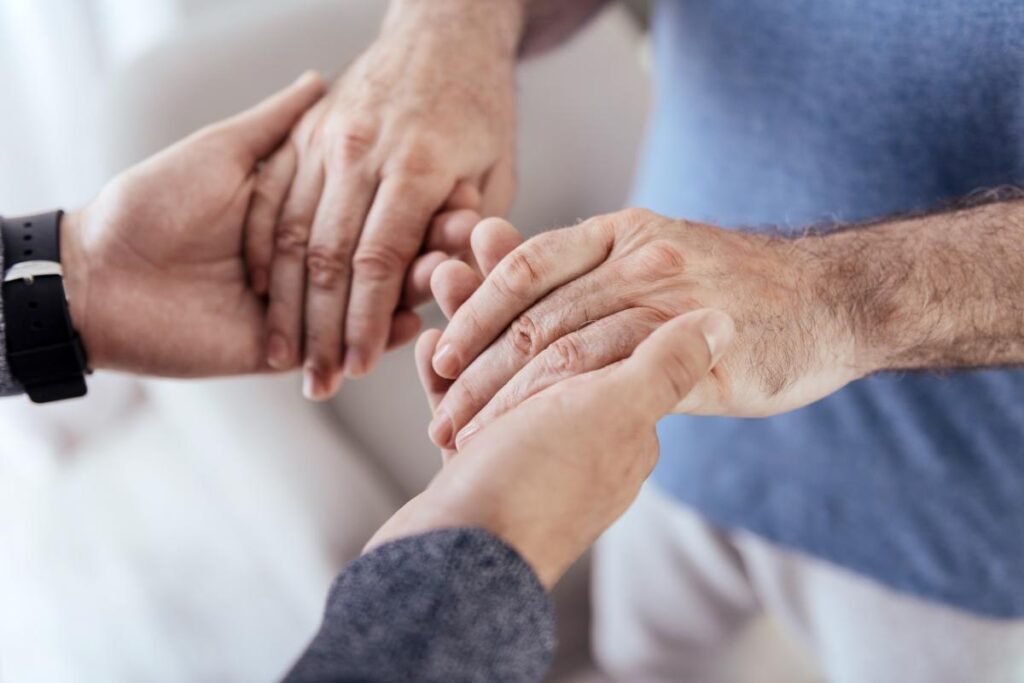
left=223, top=71, right=326, bottom=162
left=612, top=308, right=735, bottom=422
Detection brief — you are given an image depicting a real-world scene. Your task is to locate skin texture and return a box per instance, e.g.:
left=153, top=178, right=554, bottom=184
left=247, top=0, right=614, bottom=401
left=425, top=210, right=858, bottom=450
left=59, top=74, right=462, bottom=378
left=368, top=289, right=734, bottom=588
left=429, top=199, right=1024, bottom=451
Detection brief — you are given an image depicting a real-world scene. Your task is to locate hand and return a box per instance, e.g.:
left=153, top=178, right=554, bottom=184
left=426, top=209, right=864, bottom=450
left=59, top=73, right=327, bottom=377
left=367, top=303, right=734, bottom=589
left=246, top=0, right=523, bottom=400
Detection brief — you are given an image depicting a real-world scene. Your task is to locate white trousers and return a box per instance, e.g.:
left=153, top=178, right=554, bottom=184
left=593, top=485, right=1024, bottom=683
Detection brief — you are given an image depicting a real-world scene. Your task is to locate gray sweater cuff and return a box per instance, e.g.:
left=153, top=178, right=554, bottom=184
left=285, top=528, right=557, bottom=683
left=0, top=233, right=25, bottom=397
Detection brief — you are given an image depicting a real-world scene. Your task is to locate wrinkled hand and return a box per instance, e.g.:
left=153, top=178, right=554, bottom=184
left=245, top=0, right=522, bottom=400
left=426, top=209, right=865, bottom=451
left=368, top=291, right=733, bottom=588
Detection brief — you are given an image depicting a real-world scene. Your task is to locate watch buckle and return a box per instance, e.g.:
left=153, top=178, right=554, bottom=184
left=3, top=260, right=64, bottom=285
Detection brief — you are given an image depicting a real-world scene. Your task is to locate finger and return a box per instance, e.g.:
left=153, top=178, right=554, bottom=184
left=224, top=72, right=326, bottom=163
left=415, top=329, right=449, bottom=413
left=612, top=308, right=735, bottom=421
left=245, top=144, right=297, bottom=294
left=431, top=218, right=615, bottom=379
left=301, top=168, right=376, bottom=401
left=469, top=217, right=524, bottom=275
left=344, top=173, right=454, bottom=378
left=265, top=160, right=324, bottom=370
left=402, top=251, right=449, bottom=309
left=444, top=180, right=482, bottom=212
left=386, top=309, right=423, bottom=350
left=453, top=307, right=665, bottom=450
left=480, top=156, right=516, bottom=217
left=423, top=209, right=480, bottom=255
left=430, top=260, right=482, bottom=320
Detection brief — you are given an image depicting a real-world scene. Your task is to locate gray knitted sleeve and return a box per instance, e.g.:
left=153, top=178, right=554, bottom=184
left=285, top=528, right=557, bottom=683
left=0, top=233, right=24, bottom=397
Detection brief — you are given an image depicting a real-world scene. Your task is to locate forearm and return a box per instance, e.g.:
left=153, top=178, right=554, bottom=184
left=285, top=529, right=556, bottom=683
left=385, top=0, right=609, bottom=59
left=810, top=193, right=1024, bottom=374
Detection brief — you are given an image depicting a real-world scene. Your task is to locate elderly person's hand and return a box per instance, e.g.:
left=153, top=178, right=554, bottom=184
left=369, top=294, right=733, bottom=589
left=244, top=0, right=522, bottom=401
left=426, top=210, right=867, bottom=451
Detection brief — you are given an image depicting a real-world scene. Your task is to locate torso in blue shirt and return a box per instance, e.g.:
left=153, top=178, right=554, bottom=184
left=640, top=0, right=1024, bottom=617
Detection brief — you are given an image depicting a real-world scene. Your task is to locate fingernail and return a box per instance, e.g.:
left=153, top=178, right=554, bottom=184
left=303, top=361, right=340, bottom=402
left=699, top=310, right=736, bottom=366
left=432, top=344, right=461, bottom=379
left=250, top=268, right=268, bottom=295
left=455, top=421, right=480, bottom=451
left=267, top=333, right=291, bottom=370
left=343, top=349, right=366, bottom=379
left=429, top=411, right=454, bottom=449
left=302, top=364, right=319, bottom=401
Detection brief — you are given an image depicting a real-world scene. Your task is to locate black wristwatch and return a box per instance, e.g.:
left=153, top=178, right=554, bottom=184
left=1, top=211, right=89, bottom=402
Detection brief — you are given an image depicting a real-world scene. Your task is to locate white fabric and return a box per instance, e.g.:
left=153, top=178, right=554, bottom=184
left=593, top=485, right=1024, bottom=683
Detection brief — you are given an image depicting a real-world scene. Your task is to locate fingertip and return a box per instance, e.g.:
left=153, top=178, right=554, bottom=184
left=294, top=70, right=327, bottom=96
left=471, top=217, right=523, bottom=274
left=342, top=347, right=372, bottom=379
left=698, top=309, right=736, bottom=367
left=387, top=309, right=424, bottom=349
left=266, top=332, right=293, bottom=370
left=302, top=360, right=343, bottom=402
left=431, top=343, right=462, bottom=379
left=430, top=259, right=482, bottom=320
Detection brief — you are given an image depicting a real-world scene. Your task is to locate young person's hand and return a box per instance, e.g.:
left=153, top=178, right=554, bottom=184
left=245, top=0, right=523, bottom=400
left=60, top=73, right=327, bottom=378
left=369, top=294, right=733, bottom=588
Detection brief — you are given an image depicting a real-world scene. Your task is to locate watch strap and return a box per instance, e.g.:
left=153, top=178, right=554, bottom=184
left=1, top=212, right=88, bottom=402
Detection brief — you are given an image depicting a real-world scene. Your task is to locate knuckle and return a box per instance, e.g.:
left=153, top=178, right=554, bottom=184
left=275, top=220, right=311, bottom=254
left=548, top=335, right=586, bottom=374
left=619, top=207, right=657, bottom=228
left=306, top=243, right=353, bottom=290
left=507, top=313, right=542, bottom=358
left=634, top=240, right=687, bottom=279
left=331, top=121, right=379, bottom=162
left=496, top=249, right=544, bottom=299
left=389, top=139, right=440, bottom=177
left=353, top=243, right=407, bottom=283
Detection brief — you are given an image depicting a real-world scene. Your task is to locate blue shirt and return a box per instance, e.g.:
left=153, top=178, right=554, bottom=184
left=640, top=0, right=1024, bottom=618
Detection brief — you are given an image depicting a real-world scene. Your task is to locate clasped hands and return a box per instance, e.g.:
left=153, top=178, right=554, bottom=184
left=60, top=65, right=868, bottom=587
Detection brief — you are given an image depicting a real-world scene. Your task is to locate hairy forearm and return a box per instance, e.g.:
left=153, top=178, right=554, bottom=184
left=386, top=0, right=610, bottom=59
left=808, top=192, right=1024, bottom=374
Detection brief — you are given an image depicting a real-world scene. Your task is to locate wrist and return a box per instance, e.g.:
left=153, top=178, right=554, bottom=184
left=60, top=208, right=102, bottom=369
left=383, top=0, right=526, bottom=61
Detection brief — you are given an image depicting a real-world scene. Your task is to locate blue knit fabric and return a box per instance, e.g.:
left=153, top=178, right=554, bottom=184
left=641, top=0, right=1024, bottom=617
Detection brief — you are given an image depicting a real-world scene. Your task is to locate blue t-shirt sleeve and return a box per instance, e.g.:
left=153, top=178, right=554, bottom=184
left=283, top=528, right=557, bottom=683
